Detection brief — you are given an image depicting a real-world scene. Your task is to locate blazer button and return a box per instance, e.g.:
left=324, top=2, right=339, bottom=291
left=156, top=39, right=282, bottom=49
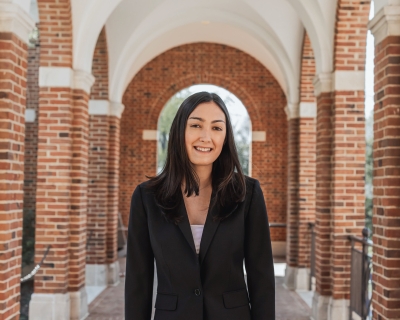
left=194, top=288, right=201, bottom=296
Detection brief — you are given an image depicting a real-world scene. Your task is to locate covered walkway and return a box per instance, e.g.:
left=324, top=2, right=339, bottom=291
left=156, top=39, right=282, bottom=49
left=87, top=258, right=311, bottom=320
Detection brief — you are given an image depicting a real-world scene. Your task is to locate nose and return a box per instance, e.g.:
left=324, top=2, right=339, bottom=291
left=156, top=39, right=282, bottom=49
left=199, top=127, right=211, bottom=142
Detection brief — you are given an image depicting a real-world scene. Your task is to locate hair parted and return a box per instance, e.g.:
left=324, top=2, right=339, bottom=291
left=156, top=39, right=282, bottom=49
left=147, top=91, right=246, bottom=223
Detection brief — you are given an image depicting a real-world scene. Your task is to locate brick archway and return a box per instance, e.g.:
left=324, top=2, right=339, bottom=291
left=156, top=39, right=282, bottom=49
left=120, top=42, right=288, bottom=245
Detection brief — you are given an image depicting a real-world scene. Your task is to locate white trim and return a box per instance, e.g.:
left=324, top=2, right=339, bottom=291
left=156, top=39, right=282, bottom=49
left=300, top=102, right=317, bottom=118
left=333, top=71, right=365, bottom=91
left=142, top=130, right=158, bottom=141
left=0, top=2, right=35, bottom=43
left=88, top=100, right=110, bottom=116
left=252, top=131, right=266, bottom=142
left=73, top=70, right=95, bottom=94
left=39, top=67, right=74, bottom=88
left=313, top=73, right=333, bottom=96
left=369, top=5, right=400, bottom=45
left=110, top=101, right=125, bottom=119
left=25, top=109, right=35, bottom=122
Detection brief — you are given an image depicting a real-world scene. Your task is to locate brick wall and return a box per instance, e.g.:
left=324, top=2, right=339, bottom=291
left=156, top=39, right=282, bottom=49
left=34, top=0, right=73, bottom=294
left=87, top=115, right=109, bottom=264
left=88, top=27, right=119, bottom=265
left=372, top=35, right=400, bottom=320
left=69, top=89, right=90, bottom=291
left=0, top=31, right=28, bottom=320
left=91, top=28, right=108, bottom=100
left=287, top=32, right=317, bottom=268
left=315, top=91, right=334, bottom=296
left=330, top=0, right=370, bottom=300
left=107, top=116, right=120, bottom=263
left=120, top=43, right=288, bottom=242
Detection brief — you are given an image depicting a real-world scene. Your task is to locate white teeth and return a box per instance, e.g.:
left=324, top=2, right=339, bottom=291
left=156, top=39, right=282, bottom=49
left=195, top=147, right=211, bottom=152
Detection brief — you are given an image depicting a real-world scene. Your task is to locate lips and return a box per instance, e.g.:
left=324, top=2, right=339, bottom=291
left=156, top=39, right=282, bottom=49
left=194, top=146, right=212, bottom=152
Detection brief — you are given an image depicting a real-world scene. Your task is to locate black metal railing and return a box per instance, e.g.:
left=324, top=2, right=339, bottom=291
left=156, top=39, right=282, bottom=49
left=21, top=245, right=51, bottom=283
left=308, top=222, right=316, bottom=291
left=348, top=228, right=373, bottom=320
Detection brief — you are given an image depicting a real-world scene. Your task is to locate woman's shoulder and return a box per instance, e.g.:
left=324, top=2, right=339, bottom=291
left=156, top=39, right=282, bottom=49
left=243, top=175, right=260, bottom=191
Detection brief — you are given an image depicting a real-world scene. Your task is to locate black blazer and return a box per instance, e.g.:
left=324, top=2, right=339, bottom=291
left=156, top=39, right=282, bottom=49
left=125, top=177, right=275, bottom=320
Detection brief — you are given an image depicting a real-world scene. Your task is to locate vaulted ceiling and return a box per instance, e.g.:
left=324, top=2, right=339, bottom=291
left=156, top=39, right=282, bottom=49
left=31, top=0, right=340, bottom=109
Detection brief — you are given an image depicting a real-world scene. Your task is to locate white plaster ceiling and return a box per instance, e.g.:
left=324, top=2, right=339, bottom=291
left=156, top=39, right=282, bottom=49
left=68, top=0, right=340, bottom=111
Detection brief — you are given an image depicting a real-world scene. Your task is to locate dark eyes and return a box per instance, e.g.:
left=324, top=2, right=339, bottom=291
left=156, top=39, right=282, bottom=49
left=189, top=124, right=223, bottom=131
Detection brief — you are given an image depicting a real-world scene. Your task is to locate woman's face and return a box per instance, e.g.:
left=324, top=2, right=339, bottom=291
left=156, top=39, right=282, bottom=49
left=185, top=101, right=227, bottom=170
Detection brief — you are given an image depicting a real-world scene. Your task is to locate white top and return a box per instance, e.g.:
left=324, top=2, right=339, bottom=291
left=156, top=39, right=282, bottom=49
left=190, top=225, right=204, bottom=254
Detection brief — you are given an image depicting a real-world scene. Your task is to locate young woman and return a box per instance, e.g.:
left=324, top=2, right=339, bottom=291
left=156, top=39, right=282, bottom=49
left=125, top=92, right=275, bottom=320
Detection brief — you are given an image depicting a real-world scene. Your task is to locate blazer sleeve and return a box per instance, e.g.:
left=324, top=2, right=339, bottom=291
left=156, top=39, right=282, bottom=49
left=125, top=185, right=154, bottom=320
left=244, top=180, right=275, bottom=319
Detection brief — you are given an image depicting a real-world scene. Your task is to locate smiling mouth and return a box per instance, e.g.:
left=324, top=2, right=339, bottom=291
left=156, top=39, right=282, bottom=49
left=194, top=146, right=212, bottom=152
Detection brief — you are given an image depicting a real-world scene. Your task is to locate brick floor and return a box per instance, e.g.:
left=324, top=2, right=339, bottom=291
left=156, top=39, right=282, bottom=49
left=87, top=257, right=311, bottom=320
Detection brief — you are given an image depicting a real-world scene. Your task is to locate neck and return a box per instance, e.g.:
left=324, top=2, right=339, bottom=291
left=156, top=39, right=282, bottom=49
left=194, top=165, right=212, bottom=189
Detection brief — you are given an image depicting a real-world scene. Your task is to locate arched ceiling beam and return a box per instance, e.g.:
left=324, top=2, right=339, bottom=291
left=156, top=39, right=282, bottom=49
left=108, top=7, right=297, bottom=106
left=71, top=0, right=123, bottom=73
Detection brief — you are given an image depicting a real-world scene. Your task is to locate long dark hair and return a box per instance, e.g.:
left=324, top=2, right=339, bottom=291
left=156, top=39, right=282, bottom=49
left=147, top=91, right=246, bottom=223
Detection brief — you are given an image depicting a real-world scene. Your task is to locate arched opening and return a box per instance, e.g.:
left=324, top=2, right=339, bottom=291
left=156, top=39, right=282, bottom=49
left=157, top=85, right=251, bottom=175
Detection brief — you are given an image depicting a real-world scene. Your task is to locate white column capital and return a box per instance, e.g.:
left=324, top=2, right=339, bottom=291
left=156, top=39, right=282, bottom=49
left=88, top=100, right=125, bottom=119
left=39, top=67, right=95, bottom=94
left=369, top=5, right=400, bottom=45
left=0, top=1, right=35, bottom=43
left=284, top=102, right=300, bottom=120
left=110, top=101, right=125, bottom=119
left=73, top=70, right=95, bottom=94
left=313, top=73, right=333, bottom=97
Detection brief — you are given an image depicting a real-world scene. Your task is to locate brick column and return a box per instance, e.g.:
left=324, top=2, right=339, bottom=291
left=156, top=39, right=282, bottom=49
left=0, top=2, right=34, bottom=319
left=86, top=101, right=123, bottom=287
left=285, top=32, right=317, bottom=291
left=311, top=75, right=334, bottom=319
left=30, top=67, right=94, bottom=320
left=106, top=104, right=124, bottom=283
left=369, top=5, right=400, bottom=320
left=86, top=27, right=122, bottom=287
left=69, top=73, right=94, bottom=320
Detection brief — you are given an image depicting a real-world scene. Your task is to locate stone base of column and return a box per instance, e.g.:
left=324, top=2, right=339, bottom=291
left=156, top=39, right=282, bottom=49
left=108, top=261, right=120, bottom=286
left=327, top=297, right=349, bottom=320
left=311, top=291, right=330, bottom=320
left=70, top=287, right=89, bottom=320
left=85, top=262, right=120, bottom=286
left=284, top=266, right=310, bottom=290
left=29, top=292, right=70, bottom=320
left=86, top=264, right=108, bottom=286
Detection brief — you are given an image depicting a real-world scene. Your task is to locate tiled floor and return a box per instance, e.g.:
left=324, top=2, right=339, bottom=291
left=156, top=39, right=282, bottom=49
left=87, top=257, right=311, bottom=320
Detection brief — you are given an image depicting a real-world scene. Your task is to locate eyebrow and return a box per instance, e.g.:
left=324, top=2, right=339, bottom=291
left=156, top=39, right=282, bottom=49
left=188, top=116, right=226, bottom=124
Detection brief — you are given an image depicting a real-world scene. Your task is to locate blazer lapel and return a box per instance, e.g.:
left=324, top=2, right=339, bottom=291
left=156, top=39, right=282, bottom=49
left=199, top=201, right=238, bottom=264
left=198, top=200, right=220, bottom=264
left=177, top=196, right=197, bottom=254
